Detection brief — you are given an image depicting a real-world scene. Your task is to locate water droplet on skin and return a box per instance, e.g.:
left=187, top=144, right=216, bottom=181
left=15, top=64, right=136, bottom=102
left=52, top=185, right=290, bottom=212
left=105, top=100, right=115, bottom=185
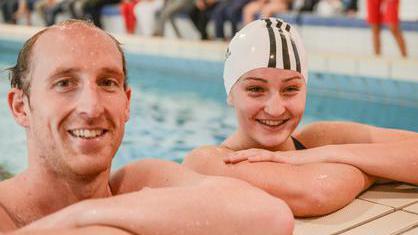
left=317, top=174, right=328, bottom=180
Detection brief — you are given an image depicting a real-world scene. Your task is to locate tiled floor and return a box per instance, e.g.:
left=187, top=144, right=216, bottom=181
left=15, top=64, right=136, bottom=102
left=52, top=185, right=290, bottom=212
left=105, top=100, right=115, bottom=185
left=294, top=183, right=418, bottom=234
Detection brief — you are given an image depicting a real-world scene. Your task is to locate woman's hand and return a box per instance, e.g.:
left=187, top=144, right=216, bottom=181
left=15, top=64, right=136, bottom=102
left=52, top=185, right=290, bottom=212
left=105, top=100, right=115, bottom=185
left=224, top=147, right=332, bottom=165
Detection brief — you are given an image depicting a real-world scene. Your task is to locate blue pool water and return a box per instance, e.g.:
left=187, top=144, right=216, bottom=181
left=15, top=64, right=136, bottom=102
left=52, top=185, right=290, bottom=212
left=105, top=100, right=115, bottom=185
left=1, top=39, right=417, bottom=174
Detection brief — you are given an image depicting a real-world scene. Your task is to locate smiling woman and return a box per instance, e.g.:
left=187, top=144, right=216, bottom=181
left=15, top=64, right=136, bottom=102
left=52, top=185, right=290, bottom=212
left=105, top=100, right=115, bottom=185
left=183, top=17, right=418, bottom=217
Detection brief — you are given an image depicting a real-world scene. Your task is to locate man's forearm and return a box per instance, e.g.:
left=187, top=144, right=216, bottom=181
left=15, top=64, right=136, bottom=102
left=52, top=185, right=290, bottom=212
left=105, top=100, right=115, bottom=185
left=14, top=226, right=132, bottom=235
left=22, top=177, right=294, bottom=235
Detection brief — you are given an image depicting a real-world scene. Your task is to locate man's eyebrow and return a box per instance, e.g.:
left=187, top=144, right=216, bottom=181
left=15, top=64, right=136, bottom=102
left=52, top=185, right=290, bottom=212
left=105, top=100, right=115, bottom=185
left=242, top=77, right=268, bottom=83
left=99, top=67, right=124, bottom=77
left=49, top=67, right=80, bottom=78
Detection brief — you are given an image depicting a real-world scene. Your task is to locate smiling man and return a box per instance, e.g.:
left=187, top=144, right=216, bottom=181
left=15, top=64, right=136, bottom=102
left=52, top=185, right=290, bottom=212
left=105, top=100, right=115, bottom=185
left=0, top=20, right=294, bottom=234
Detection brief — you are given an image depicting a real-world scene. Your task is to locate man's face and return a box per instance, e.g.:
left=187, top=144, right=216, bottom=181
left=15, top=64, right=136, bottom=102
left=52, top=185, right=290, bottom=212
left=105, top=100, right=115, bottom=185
left=23, top=24, right=131, bottom=176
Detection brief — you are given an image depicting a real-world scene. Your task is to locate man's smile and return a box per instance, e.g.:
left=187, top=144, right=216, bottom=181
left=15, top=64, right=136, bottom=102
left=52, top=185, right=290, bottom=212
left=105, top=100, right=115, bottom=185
left=68, top=128, right=108, bottom=139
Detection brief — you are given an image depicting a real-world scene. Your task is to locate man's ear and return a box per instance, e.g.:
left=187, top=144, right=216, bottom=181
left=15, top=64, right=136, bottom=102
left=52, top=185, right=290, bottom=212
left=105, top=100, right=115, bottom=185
left=8, top=88, right=30, bottom=128
left=124, top=87, right=132, bottom=122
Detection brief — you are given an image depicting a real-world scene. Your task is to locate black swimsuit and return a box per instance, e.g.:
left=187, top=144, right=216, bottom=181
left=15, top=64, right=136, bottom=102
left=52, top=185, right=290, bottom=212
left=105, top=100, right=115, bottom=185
left=291, top=136, right=306, bottom=150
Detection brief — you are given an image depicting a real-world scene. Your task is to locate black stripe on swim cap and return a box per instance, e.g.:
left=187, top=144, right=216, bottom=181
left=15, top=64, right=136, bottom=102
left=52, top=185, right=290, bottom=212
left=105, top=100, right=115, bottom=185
left=290, top=38, right=301, bottom=73
left=275, top=19, right=291, bottom=70
left=285, top=24, right=291, bottom=32
left=264, top=19, right=277, bottom=68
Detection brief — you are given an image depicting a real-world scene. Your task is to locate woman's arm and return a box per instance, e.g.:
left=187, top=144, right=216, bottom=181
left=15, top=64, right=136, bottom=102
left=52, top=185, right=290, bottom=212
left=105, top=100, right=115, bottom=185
left=228, top=122, right=418, bottom=185
left=21, top=159, right=294, bottom=235
left=184, top=147, right=374, bottom=217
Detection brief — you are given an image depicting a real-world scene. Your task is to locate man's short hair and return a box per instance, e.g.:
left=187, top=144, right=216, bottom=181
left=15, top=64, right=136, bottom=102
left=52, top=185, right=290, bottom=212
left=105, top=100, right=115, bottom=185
left=8, top=19, right=128, bottom=96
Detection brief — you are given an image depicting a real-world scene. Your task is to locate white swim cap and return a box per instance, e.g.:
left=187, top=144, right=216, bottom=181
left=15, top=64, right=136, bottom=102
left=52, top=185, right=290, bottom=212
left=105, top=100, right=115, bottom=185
left=224, top=18, right=307, bottom=95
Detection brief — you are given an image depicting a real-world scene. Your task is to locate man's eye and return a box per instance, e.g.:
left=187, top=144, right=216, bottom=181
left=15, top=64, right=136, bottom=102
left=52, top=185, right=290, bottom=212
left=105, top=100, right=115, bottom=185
left=98, top=79, right=120, bottom=90
left=57, top=80, right=70, bottom=87
left=53, top=79, right=77, bottom=91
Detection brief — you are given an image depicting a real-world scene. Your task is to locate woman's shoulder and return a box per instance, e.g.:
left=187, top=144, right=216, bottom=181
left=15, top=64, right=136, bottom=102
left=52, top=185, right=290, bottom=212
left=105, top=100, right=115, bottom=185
left=294, top=121, right=363, bottom=148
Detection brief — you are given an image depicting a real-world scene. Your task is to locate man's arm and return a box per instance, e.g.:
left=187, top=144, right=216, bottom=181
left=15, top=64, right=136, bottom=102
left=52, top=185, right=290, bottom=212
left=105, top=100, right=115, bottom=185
left=13, top=226, right=131, bottom=235
left=183, top=147, right=374, bottom=217
left=20, top=159, right=294, bottom=235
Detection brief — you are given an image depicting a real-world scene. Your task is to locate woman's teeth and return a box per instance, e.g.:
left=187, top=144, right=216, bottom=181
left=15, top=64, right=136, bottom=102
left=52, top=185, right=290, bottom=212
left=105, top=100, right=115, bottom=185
left=257, top=119, right=287, bottom=127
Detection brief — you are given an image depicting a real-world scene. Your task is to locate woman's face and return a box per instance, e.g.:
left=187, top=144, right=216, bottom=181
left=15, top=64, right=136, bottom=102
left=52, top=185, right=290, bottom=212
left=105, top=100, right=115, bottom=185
left=229, top=68, right=306, bottom=149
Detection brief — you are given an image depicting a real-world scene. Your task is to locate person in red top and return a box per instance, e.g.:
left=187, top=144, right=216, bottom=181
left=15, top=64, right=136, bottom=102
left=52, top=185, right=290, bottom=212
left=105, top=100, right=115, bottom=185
left=366, top=0, right=407, bottom=57
left=120, top=0, right=139, bottom=34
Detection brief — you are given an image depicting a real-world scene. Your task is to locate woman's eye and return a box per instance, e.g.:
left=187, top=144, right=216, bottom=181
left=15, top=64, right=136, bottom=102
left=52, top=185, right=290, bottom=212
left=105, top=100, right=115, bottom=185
left=246, top=86, right=265, bottom=93
left=282, top=86, right=300, bottom=93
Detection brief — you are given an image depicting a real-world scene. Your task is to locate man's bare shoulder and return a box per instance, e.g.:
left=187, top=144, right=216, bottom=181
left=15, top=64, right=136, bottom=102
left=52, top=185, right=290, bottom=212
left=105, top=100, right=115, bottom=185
left=110, top=159, right=205, bottom=195
left=0, top=180, right=18, bottom=231
left=0, top=206, right=16, bottom=232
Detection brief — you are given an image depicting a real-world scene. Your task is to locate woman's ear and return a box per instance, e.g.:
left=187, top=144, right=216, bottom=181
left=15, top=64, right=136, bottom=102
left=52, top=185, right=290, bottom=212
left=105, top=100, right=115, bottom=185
left=227, top=90, right=236, bottom=106
left=227, top=94, right=233, bottom=106
left=8, top=88, right=30, bottom=128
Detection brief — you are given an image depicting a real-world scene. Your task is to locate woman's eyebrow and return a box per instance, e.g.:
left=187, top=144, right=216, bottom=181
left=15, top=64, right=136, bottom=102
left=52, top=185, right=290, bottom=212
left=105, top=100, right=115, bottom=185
left=282, top=76, right=302, bottom=82
left=242, top=77, right=268, bottom=83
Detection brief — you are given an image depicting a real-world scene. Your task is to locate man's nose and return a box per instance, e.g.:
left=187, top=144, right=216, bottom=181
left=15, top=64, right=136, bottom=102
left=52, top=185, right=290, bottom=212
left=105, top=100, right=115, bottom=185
left=264, top=92, right=286, bottom=116
left=76, top=82, right=104, bottom=120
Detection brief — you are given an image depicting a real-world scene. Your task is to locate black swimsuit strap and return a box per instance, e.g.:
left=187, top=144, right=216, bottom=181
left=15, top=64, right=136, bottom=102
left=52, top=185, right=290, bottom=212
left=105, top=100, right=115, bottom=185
left=291, top=136, right=306, bottom=150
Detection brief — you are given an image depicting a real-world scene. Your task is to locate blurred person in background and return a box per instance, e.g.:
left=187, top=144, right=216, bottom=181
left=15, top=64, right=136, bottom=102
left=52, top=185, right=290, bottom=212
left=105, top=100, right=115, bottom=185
left=366, top=0, right=407, bottom=57
left=189, top=0, right=219, bottom=40
left=134, top=0, right=163, bottom=36
left=1, top=0, right=35, bottom=24
left=315, top=0, right=343, bottom=16
left=82, top=0, right=121, bottom=28
left=212, top=0, right=250, bottom=40
left=342, top=0, right=357, bottom=16
left=298, top=0, right=319, bottom=12
left=152, top=0, right=194, bottom=37
left=1, top=0, right=19, bottom=23
left=120, top=0, right=139, bottom=34
left=35, top=0, right=81, bottom=25
left=242, top=0, right=291, bottom=25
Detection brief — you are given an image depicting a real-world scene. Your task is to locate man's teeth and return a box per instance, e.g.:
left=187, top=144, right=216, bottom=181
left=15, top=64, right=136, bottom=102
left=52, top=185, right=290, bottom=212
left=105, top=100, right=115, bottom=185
left=258, top=119, right=286, bottom=126
left=70, top=129, right=105, bottom=139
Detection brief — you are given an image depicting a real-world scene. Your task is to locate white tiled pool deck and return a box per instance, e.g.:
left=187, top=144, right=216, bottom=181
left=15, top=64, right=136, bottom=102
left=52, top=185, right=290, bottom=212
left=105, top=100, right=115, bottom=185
left=1, top=23, right=417, bottom=234
left=293, top=183, right=418, bottom=235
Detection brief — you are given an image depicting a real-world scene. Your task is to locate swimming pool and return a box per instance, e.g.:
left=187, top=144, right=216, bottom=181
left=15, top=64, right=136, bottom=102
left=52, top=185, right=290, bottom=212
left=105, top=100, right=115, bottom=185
left=1, top=39, right=417, bottom=175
